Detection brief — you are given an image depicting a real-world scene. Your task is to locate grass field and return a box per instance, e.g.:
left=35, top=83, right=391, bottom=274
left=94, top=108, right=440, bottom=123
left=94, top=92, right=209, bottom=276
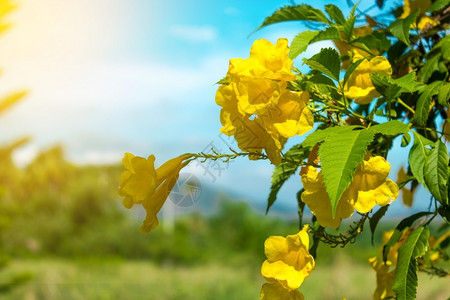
left=3, top=255, right=449, bottom=300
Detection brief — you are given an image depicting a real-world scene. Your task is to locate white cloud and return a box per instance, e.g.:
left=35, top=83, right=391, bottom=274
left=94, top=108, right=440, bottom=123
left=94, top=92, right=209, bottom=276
left=169, top=25, right=217, bottom=43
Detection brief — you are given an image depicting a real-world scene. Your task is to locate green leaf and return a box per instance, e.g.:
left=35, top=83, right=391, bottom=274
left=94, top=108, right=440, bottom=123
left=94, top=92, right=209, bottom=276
left=388, top=9, right=419, bottom=46
left=266, top=145, right=309, bottom=214
left=370, top=205, right=389, bottom=245
left=310, top=26, right=341, bottom=43
left=424, top=139, right=449, bottom=204
left=342, top=4, right=357, bottom=40
left=415, top=81, right=444, bottom=126
left=382, top=212, right=433, bottom=263
left=369, top=120, right=409, bottom=136
left=319, top=129, right=375, bottom=216
left=392, top=226, right=430, bottom=300
left=342, top=58, right=365, bottom=88
left=289, top=31, right=320, bottom=59
left=256, top=4, right=330, bottom=31
left=325, top=4, right=345, bottom=25
left=408, top=132, right=434, bottom=186
left=419, top=54, right=442, bottom=83
left=370, top=72, right=418, bottom=101
left=438, top=83, right=450, bottom=107
left=401, top=132, right=411, bottom=147
left=303, top=48, right=340, bottom=81
left=391, top=72, right=419, bottom=93
left=427, top=0, right=450, bottom=12
left=370, top=73, right=403, bottom=100
left=302, top=125, right=361, bottom=149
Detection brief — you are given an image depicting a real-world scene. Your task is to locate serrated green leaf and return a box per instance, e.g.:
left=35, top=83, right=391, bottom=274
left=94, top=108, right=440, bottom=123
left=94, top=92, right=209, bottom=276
left=424, top=139, right=449, bottom=204
left=310, top=26, right=341, bottom=43
left=409, top=132, right=434, bottom=186
left=303, top=48, right=340, bottom=81
left=343, top=14, right=356, bottom=40
left=427, top=0, right=450, bottom=12
left=256, top=4, right=330, bottom=31
left=371, top=73, right=403, bottom=100
left=325, top=4, right=345, bottom=25
left=289, top=31, right=320, bottom=59
left=391, top=72, right=418, bottom=93
left=438, top=83, right=450, bottom=107
left=370, top=205, right=389, bottom=245
left=392, top=226, right=430, bottom=300
left=369, top=120, right=409, bottom=136
left=319, top=129, right=375, bottom=216
left=382, top=212, right=433, bottom=263
left=419, top=54, right=442, bottom=83
left=389, top=9, right=419, bottom=46
left=302, top=126, right=360, bottom=148
left=343, top=58, right=365, bottom=88
left=266, top=145, right=309, bottom=214
left=415, top=81, right=444, bottom=126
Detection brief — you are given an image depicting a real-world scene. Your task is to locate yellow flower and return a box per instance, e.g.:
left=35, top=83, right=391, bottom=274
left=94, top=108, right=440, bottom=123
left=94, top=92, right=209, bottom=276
left=229, top=38, right=296, bottom=82
left=216, top=38, right=313, bottom=165
left=260, top=282, right=305, bottom=300
left=118, top=153, right=190, bottom=232
left=343, top=55, right=392, bottom=104
left=301, top=155, right=398, bottom=229
left=416, top=15, right=439, bottom=31
left=369, top=257, right=396, bottom=300
left=261, top=226, right=315, bottom=290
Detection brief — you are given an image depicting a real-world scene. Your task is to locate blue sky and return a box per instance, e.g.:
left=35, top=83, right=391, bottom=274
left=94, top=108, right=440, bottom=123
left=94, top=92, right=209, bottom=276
left=0, top=0, right=429, bottom=216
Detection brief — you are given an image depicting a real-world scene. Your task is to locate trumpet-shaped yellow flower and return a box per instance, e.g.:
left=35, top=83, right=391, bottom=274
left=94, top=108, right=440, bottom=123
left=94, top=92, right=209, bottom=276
left=215, top=39, right=313, bottom=164
left=301, top=155, right=399, bottom=229
left=343, top=55, right=392, bottom=104
left=260, top=282, right=305, bottom=300
left=416, top=16, right=439, bottom=31
left=228, top=38, right=296, bottom=82
left=261, top=226, right=315, bottom=291
left=118, top=153, right=190, bottom=232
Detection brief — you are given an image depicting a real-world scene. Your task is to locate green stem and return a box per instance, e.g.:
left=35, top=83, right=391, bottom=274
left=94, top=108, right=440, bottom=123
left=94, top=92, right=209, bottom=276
left=397, top=98, right=415, bottom=114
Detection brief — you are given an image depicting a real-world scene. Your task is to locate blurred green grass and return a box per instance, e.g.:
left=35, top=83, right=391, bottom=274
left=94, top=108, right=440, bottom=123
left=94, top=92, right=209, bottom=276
left=3, top=256, right=449, bottom=300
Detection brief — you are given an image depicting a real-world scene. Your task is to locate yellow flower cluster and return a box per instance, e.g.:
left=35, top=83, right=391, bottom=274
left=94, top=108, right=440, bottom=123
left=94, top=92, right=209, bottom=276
left=301, top=153, right=399, bottom=229
left=260, top=226, right=315, bottom=299
left=216, top=38, right=314, bottom=165
left=118, top=153, right=190, bottom=232
left=343, top=54, right=392, bottom=105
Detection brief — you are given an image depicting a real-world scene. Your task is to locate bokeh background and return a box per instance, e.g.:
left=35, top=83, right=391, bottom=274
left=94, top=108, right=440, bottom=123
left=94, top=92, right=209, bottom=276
left=0, top=0, right=449, bottom=299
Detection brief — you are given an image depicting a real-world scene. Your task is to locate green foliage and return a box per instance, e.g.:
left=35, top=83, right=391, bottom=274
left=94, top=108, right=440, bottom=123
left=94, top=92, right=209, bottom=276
left=318, top=129, right=375, bottom=216
left=256, top=4, right=330, bottom=31
left=266, top=145, right=308, bottom=214
left=382, top=212, right=433, bottom=263
left=388, top=9, right=419, bottom=46
left=303, top=48, right=341, bottom=81
left=408, top=132, right=435, bottom=186
left=424, top=139, right=449, bottom=205
left=392, top=226, right=430, bottom=300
